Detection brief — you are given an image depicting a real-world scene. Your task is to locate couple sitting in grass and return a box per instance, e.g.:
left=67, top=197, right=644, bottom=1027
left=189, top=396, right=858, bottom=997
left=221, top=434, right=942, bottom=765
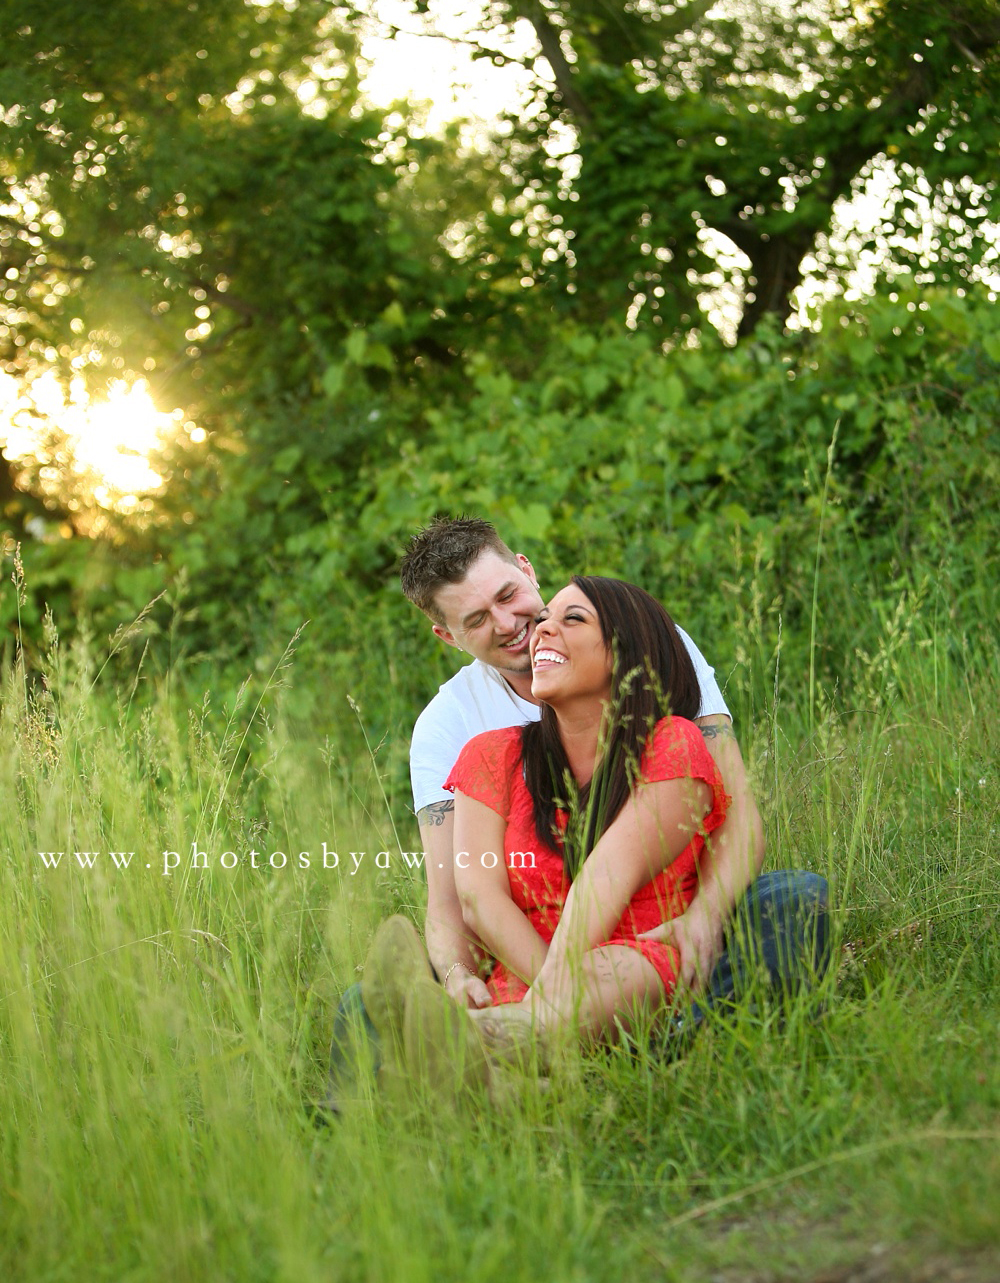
left=327, top=518, right=829, bottom=1107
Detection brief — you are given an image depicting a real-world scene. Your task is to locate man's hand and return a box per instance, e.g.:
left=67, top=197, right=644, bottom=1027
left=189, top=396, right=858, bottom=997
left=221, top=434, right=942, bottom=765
left=446, top=966, right=494, bottom=1009
left=637, top=714, right=765, bottom=993
left=638, top=896, right=725, bottom=993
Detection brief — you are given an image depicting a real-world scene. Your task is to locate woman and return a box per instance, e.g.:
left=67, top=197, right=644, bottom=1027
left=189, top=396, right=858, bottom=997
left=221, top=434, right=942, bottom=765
left=368, top=577, right=729, bottom=1095
left=453, top=574, right=727, bottom=1032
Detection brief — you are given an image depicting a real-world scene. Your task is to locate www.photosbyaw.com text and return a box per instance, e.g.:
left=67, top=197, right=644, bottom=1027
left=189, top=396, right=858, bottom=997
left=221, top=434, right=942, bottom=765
left=34, top=842, right=537, bottom=875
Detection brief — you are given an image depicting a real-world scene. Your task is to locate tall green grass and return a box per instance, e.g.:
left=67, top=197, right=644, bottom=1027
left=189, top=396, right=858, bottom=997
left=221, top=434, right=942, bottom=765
left=0, top=592, right=997, bottom=1282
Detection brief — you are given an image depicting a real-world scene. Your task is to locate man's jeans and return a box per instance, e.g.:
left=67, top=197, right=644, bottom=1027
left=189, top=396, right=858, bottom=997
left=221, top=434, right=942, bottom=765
left=674, top=868, right=830, bottom=1035
left=322, top=870, right=830, bottom=1111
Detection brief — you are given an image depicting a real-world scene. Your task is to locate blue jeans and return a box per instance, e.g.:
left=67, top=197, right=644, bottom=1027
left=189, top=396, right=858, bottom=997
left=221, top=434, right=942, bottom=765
left=321, top=870, right=830, bottom=1111
left=681, top=868, right=830, bottom=1033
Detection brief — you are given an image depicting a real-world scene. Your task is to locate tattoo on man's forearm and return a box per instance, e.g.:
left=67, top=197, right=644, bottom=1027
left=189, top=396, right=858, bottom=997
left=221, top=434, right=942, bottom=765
left=700, top=723, right=737, bottom=742
left=417, top=800, right=455, bottom=828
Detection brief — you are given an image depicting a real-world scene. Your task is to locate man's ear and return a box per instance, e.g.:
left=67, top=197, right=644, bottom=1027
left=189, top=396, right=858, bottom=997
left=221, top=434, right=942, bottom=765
left=515, top=553, right=538, bottom=586
left=432, top=623, right=462, bottom=652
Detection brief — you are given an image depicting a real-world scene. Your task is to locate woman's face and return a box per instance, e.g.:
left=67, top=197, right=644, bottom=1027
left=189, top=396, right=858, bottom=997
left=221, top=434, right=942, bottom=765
left=529, top=583, right=612, bottom=705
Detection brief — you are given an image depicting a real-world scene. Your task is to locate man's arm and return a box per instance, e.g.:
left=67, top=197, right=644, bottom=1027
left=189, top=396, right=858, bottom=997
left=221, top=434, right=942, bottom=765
left=638, top=715, right=765, bottom=990
left=417, top=800, right=494, bottom=1009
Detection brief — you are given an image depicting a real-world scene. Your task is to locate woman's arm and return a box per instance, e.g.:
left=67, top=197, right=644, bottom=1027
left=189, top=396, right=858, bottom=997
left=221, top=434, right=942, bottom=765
left=453, top=790, right=550, bottom=986
left=529, top=774, right=712, bottom=1011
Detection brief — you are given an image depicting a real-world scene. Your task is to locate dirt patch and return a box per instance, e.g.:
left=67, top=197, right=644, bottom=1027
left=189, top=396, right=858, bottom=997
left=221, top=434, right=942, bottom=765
left=808, top=1244, right=998, bottom=1283
left=696, top=1218, right=998, bottom=1283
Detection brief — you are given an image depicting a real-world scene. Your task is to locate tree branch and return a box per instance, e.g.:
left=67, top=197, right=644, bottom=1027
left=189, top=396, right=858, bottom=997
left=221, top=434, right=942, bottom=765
left=527, top=7, right=591, bottom=123
left=149, top=314, right=254, bottom=400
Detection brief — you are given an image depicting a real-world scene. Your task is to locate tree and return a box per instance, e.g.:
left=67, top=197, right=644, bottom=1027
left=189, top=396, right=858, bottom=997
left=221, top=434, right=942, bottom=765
left=0, top=2, right=536, bottom=557
left=4, top=3, right=446, bottom=403
left=421, top=0, right=1000, bottom=337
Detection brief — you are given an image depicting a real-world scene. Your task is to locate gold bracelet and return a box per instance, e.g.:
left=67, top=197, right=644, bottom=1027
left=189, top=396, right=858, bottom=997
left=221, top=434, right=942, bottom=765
left=442, top=960, right=472, bottom=989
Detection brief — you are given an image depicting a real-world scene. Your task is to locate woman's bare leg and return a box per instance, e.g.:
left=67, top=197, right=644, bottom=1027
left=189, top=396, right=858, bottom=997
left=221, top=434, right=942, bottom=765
left=470, top=945, right=668, bottom=1053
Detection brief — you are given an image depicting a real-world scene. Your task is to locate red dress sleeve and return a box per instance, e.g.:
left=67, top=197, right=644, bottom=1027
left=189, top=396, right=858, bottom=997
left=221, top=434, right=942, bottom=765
left=640, top=716, right=730, bottom=838
left=443, top=727, right=522, bottom=820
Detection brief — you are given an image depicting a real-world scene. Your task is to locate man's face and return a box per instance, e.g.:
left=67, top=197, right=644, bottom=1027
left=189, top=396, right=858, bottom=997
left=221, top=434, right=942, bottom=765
left=431, top=550, right=544, bottom=675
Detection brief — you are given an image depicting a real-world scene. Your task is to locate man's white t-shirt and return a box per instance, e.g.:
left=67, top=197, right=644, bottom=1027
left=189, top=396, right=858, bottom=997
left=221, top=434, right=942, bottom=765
left=409, top=626, right=730, bottom=814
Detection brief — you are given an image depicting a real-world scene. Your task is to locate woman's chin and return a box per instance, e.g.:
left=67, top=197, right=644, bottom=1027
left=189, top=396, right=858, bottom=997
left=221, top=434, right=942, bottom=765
left=530, top=672, right=562, bottom=702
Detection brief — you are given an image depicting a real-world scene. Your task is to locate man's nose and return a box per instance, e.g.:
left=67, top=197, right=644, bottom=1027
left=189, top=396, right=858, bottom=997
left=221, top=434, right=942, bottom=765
left=495, top=605, right=519, bottom=634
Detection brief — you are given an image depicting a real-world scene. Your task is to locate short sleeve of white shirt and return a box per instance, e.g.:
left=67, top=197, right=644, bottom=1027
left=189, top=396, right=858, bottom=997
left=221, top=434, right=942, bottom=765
left=677, top=625, right=729, bottom=722
left=410, top=628, right=730, bottom=814
left=409, top=661, right=540, bottom=815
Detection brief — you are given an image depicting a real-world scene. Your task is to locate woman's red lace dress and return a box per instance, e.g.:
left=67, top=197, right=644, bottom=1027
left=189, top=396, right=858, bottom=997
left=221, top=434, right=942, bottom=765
left=444, top=716, right=729, bottom=1004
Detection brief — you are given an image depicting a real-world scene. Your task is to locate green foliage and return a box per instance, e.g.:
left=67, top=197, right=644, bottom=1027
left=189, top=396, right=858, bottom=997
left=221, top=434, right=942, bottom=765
left=0, top=4, right=997, bottom=723
left=5, top=285, right=996, bottom=747
left=128, top=284, right=994, bottom=724
left=0, top=0, right=551, bottom=386
left=3, top=41, right=451, bottom=396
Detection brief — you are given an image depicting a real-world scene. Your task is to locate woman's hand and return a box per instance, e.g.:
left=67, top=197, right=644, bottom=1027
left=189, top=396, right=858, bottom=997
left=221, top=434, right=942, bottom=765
left=444, top=962, right=494, bottom=1009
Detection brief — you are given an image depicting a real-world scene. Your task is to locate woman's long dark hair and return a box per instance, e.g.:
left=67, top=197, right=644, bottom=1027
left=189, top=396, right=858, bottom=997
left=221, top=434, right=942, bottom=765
left=522, top=576, right=700, bottom=879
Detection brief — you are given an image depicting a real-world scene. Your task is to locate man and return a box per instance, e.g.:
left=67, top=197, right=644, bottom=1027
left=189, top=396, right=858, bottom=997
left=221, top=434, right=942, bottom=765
left=399, top=516, right=827, bottom=1017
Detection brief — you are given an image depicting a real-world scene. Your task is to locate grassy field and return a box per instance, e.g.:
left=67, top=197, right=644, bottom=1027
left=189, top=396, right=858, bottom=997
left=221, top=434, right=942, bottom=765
left=0, top=598, right=997, bottom=1283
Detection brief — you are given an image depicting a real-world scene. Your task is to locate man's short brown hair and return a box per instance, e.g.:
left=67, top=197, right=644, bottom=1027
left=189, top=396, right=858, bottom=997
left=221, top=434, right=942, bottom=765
left=399, top=516, right=518, bottom=623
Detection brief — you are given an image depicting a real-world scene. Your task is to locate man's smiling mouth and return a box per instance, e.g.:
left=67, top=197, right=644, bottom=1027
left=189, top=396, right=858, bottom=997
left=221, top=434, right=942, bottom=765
left=500, top=623, right=529, bottom=648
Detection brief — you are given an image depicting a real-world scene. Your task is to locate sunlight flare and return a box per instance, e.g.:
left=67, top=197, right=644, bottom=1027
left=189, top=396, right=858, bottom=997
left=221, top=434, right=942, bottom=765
left=65, top=379, right=168, bottom=501
left=2, top=372, right=178, bottom=515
